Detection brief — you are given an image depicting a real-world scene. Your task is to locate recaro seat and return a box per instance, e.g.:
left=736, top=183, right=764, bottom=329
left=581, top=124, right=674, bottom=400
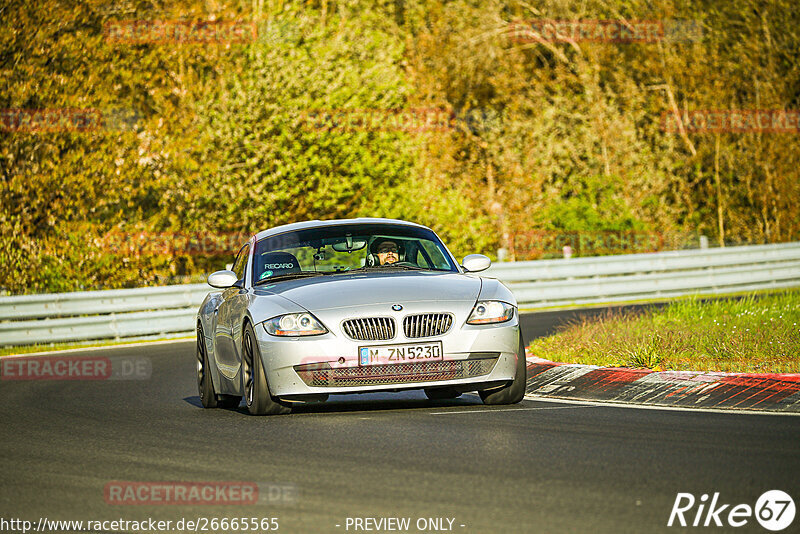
left=256, top=251, right=301, bottom=282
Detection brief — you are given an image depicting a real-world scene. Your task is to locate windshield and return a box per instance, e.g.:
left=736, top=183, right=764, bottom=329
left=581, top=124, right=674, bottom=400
left=252, top=223, right=458, bottom=284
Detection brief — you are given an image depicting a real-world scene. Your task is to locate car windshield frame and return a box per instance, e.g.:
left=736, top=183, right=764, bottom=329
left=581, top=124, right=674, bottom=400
left=252, top=223, right=459, bottom=284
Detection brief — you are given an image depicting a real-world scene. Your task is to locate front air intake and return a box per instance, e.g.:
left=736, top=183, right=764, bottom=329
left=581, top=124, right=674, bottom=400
left=294, top=357, right=498, bottom=387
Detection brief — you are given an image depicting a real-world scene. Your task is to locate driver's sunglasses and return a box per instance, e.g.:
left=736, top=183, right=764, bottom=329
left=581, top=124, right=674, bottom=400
left=377, top=245, right=398, bottom=253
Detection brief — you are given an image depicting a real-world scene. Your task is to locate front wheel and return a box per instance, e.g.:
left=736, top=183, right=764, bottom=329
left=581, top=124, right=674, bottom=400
left=242, top=322, right=291, bottom=416
left=479, top=335, right=527, bottom=405
left=197, top=324, right=239, bottom=408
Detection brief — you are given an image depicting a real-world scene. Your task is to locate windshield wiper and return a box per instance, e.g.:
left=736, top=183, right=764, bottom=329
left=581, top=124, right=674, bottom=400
left=254, top=272, right=325, bottom=285
left=377, top=264, right=426, bottom=271
left=329, top=264, right=436, bottom=274
left=329, top=266, right=369, bottom=274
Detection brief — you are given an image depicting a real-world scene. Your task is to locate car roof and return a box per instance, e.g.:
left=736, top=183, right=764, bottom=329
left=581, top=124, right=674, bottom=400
left=252, top=218, right=429, bottom=242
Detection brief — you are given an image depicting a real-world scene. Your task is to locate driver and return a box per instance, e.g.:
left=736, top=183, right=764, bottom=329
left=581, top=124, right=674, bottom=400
left=374, top=239, right=400, bottom=265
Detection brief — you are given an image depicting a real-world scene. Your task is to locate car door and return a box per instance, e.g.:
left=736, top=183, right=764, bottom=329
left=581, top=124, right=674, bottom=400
left=214, top=242, right=251, bottom=379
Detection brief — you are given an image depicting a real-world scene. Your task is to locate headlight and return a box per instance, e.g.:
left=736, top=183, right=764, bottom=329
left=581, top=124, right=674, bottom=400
left=263, top=313, right=328, bottom=336
left=466, top=301, right=515, bottom=325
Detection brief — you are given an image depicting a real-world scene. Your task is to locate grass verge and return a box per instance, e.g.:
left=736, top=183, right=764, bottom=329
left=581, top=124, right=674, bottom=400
left=0, top=335, right=194, bottom=357
left=527, top=289, right=800, bottom=373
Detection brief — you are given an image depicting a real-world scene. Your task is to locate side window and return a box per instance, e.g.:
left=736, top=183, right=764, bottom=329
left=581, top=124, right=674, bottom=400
left=232, top=244, right=250, bottom=281
left=414, top=248, right=432, bottom=268
left=420, top=240, right=448, bottom=269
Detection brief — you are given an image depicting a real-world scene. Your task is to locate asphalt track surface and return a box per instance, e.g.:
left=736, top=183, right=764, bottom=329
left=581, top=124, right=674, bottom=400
left=1, top=309, right=798, bottom=533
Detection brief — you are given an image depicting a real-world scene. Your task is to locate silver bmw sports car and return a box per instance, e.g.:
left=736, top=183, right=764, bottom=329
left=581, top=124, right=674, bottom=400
left=196, top=218, right=526, bottom=415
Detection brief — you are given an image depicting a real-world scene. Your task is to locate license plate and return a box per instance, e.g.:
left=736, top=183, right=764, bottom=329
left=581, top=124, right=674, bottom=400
left=358, top=341, right=443, bottom=366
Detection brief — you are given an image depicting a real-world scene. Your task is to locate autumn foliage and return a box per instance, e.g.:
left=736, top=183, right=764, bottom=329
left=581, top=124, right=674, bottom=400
left=1, top=0, right=798, bottom=293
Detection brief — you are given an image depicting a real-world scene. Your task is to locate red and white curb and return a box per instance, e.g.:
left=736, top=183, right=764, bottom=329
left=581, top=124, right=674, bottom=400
left=524, top=356, right=800, bottom=413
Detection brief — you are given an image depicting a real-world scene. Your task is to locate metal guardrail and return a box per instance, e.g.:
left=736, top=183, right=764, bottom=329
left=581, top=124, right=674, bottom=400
left=1, top=242, right=799, bottom=346
left=0, top=284, right=210, bottom=321
left=0, top=285, right=209, bottom=347
left=485, top=242, right=800, bottom=308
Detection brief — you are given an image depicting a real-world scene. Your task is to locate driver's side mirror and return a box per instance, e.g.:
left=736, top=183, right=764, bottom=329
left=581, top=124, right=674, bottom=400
left=208, top=270, right=239, bottom=288
left=461, top=254, right=491, bottom=273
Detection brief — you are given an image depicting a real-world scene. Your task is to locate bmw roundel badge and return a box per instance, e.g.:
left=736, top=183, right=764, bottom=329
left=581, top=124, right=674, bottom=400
left=392, top=304, right=403, bottom=311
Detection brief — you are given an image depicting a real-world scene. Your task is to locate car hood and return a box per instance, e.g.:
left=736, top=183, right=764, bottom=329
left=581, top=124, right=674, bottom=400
left=253, top=271, right=481, bottom=311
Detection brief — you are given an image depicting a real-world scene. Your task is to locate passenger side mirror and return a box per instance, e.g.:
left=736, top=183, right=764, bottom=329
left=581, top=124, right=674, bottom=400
left=461, top=254, right=491, bottom=273
left=208, top=270, right=239, bottom=288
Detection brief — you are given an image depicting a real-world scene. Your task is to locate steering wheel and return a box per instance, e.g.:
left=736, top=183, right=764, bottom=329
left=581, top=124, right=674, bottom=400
left=379, top=261, right=417, bottom=268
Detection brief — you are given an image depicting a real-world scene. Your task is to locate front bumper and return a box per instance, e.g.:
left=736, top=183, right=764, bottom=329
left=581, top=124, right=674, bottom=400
left=255, top=318, right=520, bottom=397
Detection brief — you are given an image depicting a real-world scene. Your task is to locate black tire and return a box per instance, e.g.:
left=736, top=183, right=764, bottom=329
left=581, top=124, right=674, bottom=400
left=197, top=324, right=241, bottom=409
left=424, top=387, right=462, bottom=400
left=479, top=335, right=527, bottom=405
left=197, top=323, right=220, bottom=408
left=242, top=322, right=291, bottom=416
